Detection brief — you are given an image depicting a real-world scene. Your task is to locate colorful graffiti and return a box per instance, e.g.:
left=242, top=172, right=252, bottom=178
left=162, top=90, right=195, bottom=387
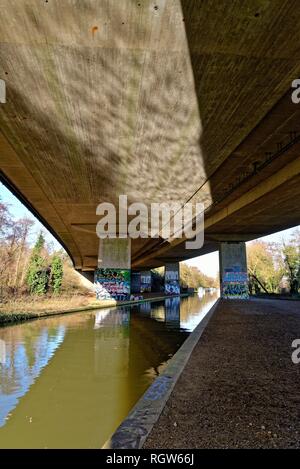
left=141, top=272, right=151, bottom=293
left=165, top=269, right=180, bottom=295
left=222, top=265, right=249, bottom=299
left=95, top=268, right=131, bottom=301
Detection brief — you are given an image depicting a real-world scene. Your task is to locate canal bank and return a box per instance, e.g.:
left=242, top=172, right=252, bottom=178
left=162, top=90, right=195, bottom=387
left=143, top=298, right=300, bottom=449
left=0, top=293, right=190, bottom=327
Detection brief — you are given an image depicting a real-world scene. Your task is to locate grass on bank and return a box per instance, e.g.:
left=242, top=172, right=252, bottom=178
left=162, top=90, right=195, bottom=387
left=0, top=292, right=97, bottom=325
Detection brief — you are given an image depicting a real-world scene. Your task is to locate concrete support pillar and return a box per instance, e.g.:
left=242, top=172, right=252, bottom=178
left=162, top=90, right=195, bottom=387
left=219, top=242, right=249, bottom=299
left=131, top=271, right=141, bottom=294
left=94, top=239, right=131, bottom=301
left=165, top=262, right=180, bottom=295
left=140, top=270, right=152, bottom=293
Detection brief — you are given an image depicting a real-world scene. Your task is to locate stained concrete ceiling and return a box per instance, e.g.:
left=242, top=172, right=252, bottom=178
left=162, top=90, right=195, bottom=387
left=1, top=0, right=300, bottom=270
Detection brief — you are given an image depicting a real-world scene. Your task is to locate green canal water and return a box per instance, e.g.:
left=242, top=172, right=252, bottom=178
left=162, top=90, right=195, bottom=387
left=0, top=292, right=218, bottom=448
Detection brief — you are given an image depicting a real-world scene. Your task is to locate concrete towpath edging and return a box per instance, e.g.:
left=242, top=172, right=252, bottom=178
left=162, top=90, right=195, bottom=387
left=103, top=298, right=221, bottom=449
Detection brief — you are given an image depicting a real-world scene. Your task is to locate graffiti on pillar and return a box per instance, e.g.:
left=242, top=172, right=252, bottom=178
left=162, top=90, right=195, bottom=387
left=165, top=269, right=180, bottom=295
left=95, top=268, right=131, bottom=301
left=140, top=272, right=151, bottom=293
left=131, top=272, right=141, bottom=293
left=222, top=265, right=249, bottom=299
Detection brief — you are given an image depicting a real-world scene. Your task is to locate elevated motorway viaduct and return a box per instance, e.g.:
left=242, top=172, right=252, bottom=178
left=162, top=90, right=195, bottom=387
left=1, top=0, right=300, bottom=297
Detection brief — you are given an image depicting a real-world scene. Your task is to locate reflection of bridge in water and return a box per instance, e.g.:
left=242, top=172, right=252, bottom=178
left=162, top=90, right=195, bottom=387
left=0, top=293, right=218, bottom=448
left=0, top=324, right=65, bottom=428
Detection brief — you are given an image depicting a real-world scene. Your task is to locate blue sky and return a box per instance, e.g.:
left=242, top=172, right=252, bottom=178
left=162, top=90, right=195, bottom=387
left=0, top=182, right=62, bottom=250
left=1, top=182, right=298, bottom=276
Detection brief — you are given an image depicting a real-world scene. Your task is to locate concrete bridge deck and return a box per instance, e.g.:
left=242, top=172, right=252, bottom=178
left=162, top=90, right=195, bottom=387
left=144, top=298, right=300, bottom=448
left=2, top=1, right=300, bottom=272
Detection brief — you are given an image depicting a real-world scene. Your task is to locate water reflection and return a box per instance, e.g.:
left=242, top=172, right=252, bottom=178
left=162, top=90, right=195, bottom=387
left=0, top=325, right=65, bottom=428
left=0, top=339, right=5, bottom=364
left=94, top=308, right=130, bottom=380
left=180, top=289, right=219, bottom=331
left=0, top=292, right=218, bottom=448
left=165, top=297, right=181, bottom=327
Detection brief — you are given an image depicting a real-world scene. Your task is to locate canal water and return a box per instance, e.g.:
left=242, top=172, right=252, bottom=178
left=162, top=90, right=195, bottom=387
left=0, top=292, right=218, bottom=448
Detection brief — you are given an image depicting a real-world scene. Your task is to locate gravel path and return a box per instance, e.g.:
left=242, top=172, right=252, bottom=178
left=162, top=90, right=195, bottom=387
left=144, top=298, right=300, bottom=448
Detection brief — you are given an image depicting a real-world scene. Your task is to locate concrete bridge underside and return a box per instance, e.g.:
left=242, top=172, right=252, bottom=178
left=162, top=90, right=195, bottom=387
left=1, top=0, right=300, bottom=271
